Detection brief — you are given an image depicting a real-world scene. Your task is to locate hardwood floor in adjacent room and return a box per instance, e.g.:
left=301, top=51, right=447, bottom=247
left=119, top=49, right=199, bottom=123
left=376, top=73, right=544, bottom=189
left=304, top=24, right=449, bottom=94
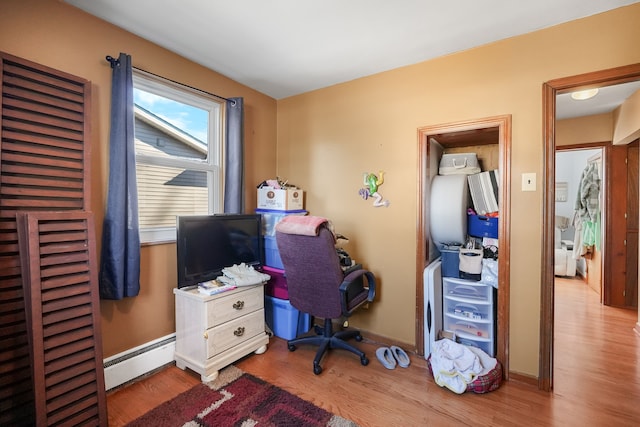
left=107, top=277, right=640, bottom=426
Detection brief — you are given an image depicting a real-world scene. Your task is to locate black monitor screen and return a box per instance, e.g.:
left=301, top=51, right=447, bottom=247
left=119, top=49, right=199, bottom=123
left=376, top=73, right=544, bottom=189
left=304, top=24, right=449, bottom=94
left=176, top=214, right=263, bottom=288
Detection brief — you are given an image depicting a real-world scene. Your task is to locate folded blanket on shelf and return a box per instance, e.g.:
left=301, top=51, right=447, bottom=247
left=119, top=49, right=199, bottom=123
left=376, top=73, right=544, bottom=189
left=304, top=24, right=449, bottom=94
left=275, top=215, right=328, bottom=236
left=217, top=263, right=271, bottom=287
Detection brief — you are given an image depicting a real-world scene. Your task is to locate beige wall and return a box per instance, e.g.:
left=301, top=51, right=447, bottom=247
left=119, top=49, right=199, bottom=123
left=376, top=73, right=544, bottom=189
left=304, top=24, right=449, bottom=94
left=2, top=0, right=640, bottom=379
left=0, top=0, right=277, bottom=357
left=613, top=89, right=640, bottom=145
left=556, top=113, right=614, bottom=146
left=276, top=4, right=640, bottom=377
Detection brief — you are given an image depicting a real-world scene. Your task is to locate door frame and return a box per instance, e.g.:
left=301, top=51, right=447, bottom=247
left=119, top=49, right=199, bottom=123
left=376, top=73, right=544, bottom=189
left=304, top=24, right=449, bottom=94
left=540, top=63, right=640, bottom=391
left=416, top=115, right=511, bottom=377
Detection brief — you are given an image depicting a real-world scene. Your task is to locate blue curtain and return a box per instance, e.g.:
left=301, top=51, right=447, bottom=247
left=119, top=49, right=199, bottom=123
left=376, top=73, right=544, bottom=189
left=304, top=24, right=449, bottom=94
left=99, top=53, right=141, bottom=300
left=224, top=97, right=245, bottom=213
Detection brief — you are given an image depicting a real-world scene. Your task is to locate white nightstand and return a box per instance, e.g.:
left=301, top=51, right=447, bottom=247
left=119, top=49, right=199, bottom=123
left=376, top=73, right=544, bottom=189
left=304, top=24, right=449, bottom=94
left=173, top=284, right=269, bottom=382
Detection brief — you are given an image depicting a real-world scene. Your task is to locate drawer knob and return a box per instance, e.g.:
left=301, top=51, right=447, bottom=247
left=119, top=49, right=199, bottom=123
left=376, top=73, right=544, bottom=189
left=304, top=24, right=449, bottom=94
left=203, top=331, right=208, bottom=340
left=233, top=327, right=245, bottom=337
left=233, top=300, right=245, bottom=310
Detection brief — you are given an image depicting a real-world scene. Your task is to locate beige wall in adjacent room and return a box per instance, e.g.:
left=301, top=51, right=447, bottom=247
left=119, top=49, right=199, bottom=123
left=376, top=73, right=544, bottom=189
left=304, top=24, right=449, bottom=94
left=0, top=0, right=277, bottom=357
left=556, top=113, right=614, bottom=146
left=613, top=89, right=640, bottom=145
left=276, top=4, right=640, bottom=377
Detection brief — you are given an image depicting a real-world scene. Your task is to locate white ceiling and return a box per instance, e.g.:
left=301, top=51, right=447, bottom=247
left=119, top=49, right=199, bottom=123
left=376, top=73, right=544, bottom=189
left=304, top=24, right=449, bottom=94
left=64, top=0, right=639, bottom=115
left=556, top=80, right=640, bottom=120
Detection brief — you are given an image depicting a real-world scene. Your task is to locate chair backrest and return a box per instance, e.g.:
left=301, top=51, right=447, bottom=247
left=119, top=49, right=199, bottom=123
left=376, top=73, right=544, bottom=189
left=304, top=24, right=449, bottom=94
left=275, top=226, right=346, bottom=319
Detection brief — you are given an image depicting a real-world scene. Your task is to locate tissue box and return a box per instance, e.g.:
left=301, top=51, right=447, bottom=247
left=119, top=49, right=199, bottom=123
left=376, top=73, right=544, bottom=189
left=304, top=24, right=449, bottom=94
left=257, top=187, right=304, bottom=211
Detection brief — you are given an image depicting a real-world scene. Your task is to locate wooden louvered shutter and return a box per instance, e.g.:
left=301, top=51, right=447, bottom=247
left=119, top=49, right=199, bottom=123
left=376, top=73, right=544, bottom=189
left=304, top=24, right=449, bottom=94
left=0, top=52, right=93, bottom=425
left=17, top=211, right=107, bottom=426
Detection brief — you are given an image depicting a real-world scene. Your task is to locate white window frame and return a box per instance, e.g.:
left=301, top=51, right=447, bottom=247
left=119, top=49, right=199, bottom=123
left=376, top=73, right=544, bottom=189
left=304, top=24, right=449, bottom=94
left=133, top=70, right=224, bottom=244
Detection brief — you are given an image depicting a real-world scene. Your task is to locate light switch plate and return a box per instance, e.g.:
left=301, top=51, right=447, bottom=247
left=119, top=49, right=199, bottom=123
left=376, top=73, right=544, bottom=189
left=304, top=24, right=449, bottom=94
left=522, top=173, right=536, bottom=191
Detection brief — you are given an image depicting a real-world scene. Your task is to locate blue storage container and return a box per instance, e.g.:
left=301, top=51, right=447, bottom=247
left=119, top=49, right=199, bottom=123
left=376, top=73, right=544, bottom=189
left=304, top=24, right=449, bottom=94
left=255, top=209, right=307, bottom=236
left=263, top=235, right=283, bottom=269
left=264, top=295, right=311, bottom=340
left=440, top=245, right=461, bottom=278
left=468, top=214, right=498, bottom=238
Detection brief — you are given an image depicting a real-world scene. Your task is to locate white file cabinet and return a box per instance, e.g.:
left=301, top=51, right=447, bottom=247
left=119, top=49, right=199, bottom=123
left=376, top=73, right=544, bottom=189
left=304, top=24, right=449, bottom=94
left=173, top=284, right=269, bottom=382
left=442, top=277, right=496, bottom=356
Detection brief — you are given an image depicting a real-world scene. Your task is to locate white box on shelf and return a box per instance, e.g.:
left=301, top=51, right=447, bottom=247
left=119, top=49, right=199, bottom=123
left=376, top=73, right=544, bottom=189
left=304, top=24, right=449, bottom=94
left=257, top=187, right=304, bottom=211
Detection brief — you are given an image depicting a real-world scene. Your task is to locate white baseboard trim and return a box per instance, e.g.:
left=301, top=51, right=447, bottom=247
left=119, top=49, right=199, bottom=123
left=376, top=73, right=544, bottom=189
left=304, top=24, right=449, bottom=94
left=103, top=333, right=176, bottom=391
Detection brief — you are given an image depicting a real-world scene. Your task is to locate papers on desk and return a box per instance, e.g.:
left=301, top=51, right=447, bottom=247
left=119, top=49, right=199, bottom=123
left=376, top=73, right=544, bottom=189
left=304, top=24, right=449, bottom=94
left=198, top=280, right=236, bottom=296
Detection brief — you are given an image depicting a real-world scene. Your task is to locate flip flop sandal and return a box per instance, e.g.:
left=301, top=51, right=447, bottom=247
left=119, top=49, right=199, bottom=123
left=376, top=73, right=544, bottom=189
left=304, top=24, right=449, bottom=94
left=376, top=347, right=396, bottom=369
left=390, top=345, right=410, bottom=368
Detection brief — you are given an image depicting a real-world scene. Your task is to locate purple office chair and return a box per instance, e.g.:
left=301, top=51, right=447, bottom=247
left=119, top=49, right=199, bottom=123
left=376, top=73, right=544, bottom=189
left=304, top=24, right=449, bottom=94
left=275, top=223, right=376, bottom=375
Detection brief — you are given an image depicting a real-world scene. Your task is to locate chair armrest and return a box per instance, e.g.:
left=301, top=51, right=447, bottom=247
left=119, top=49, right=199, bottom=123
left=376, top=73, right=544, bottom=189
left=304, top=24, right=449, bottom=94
left=339, top=268, right=376, bottom=315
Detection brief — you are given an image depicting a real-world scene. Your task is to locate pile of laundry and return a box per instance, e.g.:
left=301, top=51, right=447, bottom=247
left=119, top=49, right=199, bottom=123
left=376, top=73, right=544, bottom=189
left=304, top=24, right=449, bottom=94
left=217, top=263, right=271, bottom=287
left=428, top=338, right=502, bottom=394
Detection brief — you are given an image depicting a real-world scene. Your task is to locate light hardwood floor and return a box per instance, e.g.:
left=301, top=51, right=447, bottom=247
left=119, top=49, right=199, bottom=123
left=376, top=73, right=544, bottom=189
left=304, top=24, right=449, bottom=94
left=107, top=277, right=640, bottom=426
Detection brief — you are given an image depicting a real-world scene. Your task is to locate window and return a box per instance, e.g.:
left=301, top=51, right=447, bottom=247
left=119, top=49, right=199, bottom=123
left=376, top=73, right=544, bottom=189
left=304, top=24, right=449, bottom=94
left=133, top=71, right=223, bottom=243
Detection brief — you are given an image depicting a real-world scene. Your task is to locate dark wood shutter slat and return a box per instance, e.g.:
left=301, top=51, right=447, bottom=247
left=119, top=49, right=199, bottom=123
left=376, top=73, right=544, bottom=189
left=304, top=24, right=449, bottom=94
left=1, top=163, right=85, bottom=181
left=2, top=139, right=84, bottom=160
left=3, top=73, right=85, bottom=106
left=2, top=118, right=85, bottom=141
left=17, top=211, right=107, bottom=426
left=2, top=174, right=84, bottom=189
left=3, top=95, right=84, bottom=123
left=3, top=63, right=86, bottom=96
left=1, top=51, right=95, bottom=426
left=44, top=336, right=94, bottom=363
left=3, top=129, right=84, bottom=151
left=3, top=108, right=84, bottom=132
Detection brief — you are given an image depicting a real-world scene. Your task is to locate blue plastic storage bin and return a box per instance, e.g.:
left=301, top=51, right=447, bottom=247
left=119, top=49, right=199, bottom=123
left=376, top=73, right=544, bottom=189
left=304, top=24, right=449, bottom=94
left=440, top=245, right=461, bottom=278
left=264, top=295, right=311, bottom=340
left=255, top=209, right=307, bottom=236
left=468, top=214, right=498, bottom=238
left=263, top=235, right=283, bottom=269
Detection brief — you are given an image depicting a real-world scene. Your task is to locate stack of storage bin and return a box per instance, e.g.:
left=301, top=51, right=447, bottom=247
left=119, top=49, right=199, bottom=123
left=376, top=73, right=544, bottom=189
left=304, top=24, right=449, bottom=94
left=256, top=208, right=311, bottom=340
left=442, top=276, right=496, bottom=356
left=258, top=209, right=307, bottom=270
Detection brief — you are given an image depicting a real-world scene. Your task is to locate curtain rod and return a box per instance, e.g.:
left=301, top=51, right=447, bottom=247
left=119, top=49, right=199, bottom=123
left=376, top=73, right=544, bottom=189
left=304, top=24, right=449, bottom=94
left=105, top=55, right=235, bottom=106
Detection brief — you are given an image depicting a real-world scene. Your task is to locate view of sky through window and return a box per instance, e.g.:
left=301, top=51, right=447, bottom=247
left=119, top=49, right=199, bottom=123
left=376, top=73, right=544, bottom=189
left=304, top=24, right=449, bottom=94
left=133, top=88, right=208, bottom=144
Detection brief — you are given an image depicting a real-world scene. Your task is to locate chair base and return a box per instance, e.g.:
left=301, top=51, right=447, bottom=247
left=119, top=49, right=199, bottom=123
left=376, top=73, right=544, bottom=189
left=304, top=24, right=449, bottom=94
left=287, top=318, right=369, bottom=374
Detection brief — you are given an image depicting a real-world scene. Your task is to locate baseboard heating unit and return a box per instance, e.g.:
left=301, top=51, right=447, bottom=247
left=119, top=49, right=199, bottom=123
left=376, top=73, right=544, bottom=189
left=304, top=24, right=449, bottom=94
left=103, top=334, right=176, bottom=390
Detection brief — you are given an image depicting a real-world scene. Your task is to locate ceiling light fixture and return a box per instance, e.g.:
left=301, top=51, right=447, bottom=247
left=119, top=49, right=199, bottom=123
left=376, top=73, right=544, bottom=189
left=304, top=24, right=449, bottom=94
left=571, top=88, right=599, bottom=100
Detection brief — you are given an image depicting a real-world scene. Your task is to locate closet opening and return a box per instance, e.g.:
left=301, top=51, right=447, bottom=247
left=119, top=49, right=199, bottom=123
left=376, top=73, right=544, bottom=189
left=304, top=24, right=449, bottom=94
left=416, top=115, right=511, bottom=379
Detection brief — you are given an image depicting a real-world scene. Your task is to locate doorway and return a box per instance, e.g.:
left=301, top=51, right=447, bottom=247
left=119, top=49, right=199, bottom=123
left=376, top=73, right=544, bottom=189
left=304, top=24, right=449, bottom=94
left=416, top=115, right=511, bottom=377
left=554, top=146, right=605, bottom=295
left=540, top=63, right=640, bottom=391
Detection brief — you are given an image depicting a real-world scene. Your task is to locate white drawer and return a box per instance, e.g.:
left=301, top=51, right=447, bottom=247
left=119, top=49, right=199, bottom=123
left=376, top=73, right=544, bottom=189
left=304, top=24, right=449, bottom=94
left=443, top=277, right=492, bottom=302
left=444, top=315, right=492, bottom=339
left=444, top=297, right=492, bottom=321
left=206, top=309, right=265, bottom=358
left=457, top=336, right=495, bottom=357
left=205, top=286, right=264, bottom=328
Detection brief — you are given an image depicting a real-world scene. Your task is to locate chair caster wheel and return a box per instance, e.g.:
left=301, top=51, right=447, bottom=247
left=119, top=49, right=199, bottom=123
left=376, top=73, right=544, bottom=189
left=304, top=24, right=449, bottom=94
left=355, top=334, right=363, bottom=342
left=288, top=344, right=297, bottom=352
left=313, top=364, right=322, bottom=375
left=314, top=325, right=323, bottom=335
left=361, top=356, right=369, bottom=366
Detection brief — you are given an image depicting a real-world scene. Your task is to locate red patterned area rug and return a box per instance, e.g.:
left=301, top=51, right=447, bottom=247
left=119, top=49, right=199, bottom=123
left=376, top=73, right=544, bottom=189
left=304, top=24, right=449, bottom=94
left=126, top=366, right=358, bottom=427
